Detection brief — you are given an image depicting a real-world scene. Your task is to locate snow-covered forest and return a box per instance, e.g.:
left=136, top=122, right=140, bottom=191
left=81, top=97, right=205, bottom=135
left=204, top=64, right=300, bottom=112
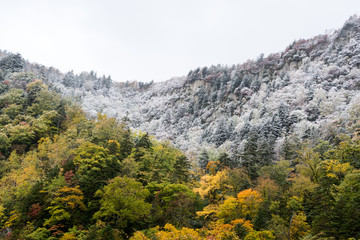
left=2, top=16, right=360, bottom=163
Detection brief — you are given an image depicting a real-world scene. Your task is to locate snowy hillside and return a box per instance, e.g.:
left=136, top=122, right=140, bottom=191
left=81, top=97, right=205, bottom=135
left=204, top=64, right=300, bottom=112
left=2, top=16, right=360, bottom=159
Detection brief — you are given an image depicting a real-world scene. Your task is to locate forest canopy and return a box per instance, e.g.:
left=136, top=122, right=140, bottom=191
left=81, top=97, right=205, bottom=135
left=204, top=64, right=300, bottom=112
left=0, top=54, right=359, bottom=240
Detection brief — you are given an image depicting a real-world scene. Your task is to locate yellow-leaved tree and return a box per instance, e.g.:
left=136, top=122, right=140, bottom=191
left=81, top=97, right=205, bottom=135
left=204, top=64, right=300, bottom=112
left=44, top=185, right=87, bottom=227
left=212, top=187, right=263, bottom=238
left=194, top=170, right=232, bottom=220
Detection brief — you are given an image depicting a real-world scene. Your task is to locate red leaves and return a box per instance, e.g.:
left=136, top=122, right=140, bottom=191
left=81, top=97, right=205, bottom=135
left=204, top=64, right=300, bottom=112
left=49, top=224, right=65, bottom=236
left=64, top=170, right=75, bottom=185
left=28, top=203, right=42, bottom=219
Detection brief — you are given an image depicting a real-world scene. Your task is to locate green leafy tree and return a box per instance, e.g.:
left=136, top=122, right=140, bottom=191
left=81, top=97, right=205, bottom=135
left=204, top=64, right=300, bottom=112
left=92, top=114, right=127, bottom=147
left=227, top=167, right=252, bottom=195
left=93, top=176, right=151, bottom=232
left=151, top=183, right=196, bottom=227
left=120, top=156, right=140, bottom=178
left=135, top=141, right=184, bottom=184
left=3, top=103, right=22, bottom=119
left=7, top=123, right=35, bottom=149
left=331, top=170, right=360, bottom=239
left=0, top=88, right=26, bottom=108
left=32, top=110, right=60, bottom=140
left=25, top=227, right=50, bottom=240
left=73, top=142, right=120, bottom=197
left=258, top=160, right=292, bottom=189
left=26, top=80, right=61, bottom=117
left=326, top=138, right=360, bottom=168
left=296, top=147, right=322, bottom=184
left=270, top=197, right=310, bottom=240
left=0, top=132, right=10, bottom=156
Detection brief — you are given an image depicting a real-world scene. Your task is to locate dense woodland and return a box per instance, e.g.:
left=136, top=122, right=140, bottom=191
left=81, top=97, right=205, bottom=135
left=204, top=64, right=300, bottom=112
left=0, top=53, right=359, bottom=240
left=24, top=16, right=360, bottom=163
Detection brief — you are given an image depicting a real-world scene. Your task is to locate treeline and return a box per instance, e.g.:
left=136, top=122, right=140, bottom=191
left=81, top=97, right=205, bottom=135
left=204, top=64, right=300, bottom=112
left=0, top=55, right=359, bottom=239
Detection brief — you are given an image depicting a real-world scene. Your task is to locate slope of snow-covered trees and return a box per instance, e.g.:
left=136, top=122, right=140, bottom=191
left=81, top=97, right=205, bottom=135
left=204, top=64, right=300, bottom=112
left=2, top=16, right=360, bottom=160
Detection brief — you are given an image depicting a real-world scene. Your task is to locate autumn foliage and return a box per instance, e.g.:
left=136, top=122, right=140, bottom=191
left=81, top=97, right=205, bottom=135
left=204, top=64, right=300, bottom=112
left=0, top=68, right=359, bottom=240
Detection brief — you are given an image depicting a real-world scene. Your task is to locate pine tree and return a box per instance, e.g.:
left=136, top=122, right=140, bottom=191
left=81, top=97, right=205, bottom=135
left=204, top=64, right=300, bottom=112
left=173, top=155, right=190, bottom=183
left=98, top=224, right=115, bottom=240
left=218, top=153, right=236, bottom=169
left=0, top=53, right=24, bottom=74
left=62, top=71, right=76, bottom=88
left=198, top=150, right=209, bottom=171
left=281, top=136, right=299, bottom=162
left=257, top=137, right=274, bottom=167
left=120, top=129, right=134, bottom=159
left=241, top=128, right=260, bottom=180
left=135, top=133, right=152, bottom=149
left=214, top=119, right=229, bottom=147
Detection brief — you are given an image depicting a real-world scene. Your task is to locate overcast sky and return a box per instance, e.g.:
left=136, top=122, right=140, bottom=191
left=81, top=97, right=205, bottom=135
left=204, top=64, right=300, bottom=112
left=0, top=0, right=359, bottom=82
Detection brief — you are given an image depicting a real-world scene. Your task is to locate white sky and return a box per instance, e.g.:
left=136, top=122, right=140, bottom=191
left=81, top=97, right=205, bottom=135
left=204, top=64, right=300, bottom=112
left=0, top=0, right=359, bottom=82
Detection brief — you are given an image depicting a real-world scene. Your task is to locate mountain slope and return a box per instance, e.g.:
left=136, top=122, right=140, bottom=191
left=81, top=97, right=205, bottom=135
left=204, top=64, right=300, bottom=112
left=2, top=16, right=360, bottom=158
